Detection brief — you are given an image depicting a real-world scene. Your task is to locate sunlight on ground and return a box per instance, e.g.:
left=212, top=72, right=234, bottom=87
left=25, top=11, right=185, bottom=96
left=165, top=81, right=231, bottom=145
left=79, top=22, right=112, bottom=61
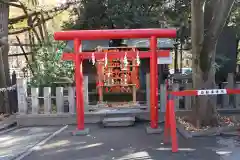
left=39, top=140, right=87, bottom=151
left=41, top=140, right=71, bottom=150
left=0, top=154, right=12, bottom=159
left=0, top=128, right=59, bottom=159
left=118, top=151, right=151, bottom=160
left=0, top=133, right=49, bottom=148
left=216, top=150, right=232, bottom=156
left=13, top=127, right=45, bottom=134
left=40, top=142, right=104, bottom=156
left=156, top=147, right=196, bottom=152
left=0, top=136, right=25, bottom=148
left=0, top=136, right=13, bottom=143
left=75, top=143, right=103, bottom=150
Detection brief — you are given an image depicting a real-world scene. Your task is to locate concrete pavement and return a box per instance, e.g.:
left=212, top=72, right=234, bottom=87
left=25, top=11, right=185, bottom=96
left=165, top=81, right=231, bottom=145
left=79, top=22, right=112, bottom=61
left=1, top=123, right=240, bottom=160
left=0, top=126, right=63, bottom=160
left=20, top=123, right=237, bottom=160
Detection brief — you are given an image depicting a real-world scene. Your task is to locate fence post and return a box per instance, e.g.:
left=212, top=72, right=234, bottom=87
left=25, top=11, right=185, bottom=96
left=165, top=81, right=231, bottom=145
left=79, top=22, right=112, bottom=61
left=31, top=88, right=39, bottom=114
left=222, top=82, right=228, bottom=108
left=56, top=87, right=64, bottom=113
left=228, top=73, right=234, bottom=107
left=235, top=83, right=240, bottom=108
left=146, top=73, right=150, bottom=108
left=84, top=76, right=89, bottom=111
left=184, top=83, right=192, bottom=110
left=44, top=87, right=51, bottom=114
left=223, top=73, right=234, bottom=108
left=172, top=83, right=179, bottom=110
left=11, top=71, right=18, bottom=113
left=68, top=87, right=75, bottom=114
left=160, top=83, right=166, bottom=112
left=17, top=78, right=28, bottom=115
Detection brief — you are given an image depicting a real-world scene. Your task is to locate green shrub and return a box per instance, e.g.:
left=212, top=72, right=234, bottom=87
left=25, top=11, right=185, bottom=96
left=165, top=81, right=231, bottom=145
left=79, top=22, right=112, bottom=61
left=28, top=35, right=74, bottom=87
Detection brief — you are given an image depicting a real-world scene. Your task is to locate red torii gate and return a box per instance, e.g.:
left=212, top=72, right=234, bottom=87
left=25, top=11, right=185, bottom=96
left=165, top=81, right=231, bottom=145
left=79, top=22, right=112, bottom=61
left=54, top=29, right=176, bottom=134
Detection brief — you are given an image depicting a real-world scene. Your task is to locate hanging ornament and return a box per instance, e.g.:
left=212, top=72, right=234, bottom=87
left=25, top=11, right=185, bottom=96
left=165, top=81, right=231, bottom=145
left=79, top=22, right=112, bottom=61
left=123, top=52, right=128, bottom=67
left=136, top=51, right=140, bottom=66
left=104, top=52, right=108, bottom=67
left=91, top=52, right=95, bottom=65
left=122, top=52, right=128, bottom=70
left=124, top=74, right=127, bottom=84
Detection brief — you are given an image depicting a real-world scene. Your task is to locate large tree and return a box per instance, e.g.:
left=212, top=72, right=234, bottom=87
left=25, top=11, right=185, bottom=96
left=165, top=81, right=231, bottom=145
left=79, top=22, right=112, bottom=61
left=0, top=1, right=10, bottom=114
left=191, top=0, right=235, bottom=127
left=63, top=0, right=167, bottom=30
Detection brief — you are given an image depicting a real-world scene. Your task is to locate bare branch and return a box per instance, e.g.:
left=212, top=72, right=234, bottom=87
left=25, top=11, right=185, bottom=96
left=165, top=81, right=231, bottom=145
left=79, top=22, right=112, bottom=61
left=9, top=1, right=79, bottom=25
left=8, top=52, right=32, bottom=57
left=9, top=11, right=63, bottom=35
left=0, top=0, right=22, bottom=8
left=199, top=0, right=235, bottom=75
left=16, top=36, right=34, bottom=74
left=205, top=0, right=235, bottom=37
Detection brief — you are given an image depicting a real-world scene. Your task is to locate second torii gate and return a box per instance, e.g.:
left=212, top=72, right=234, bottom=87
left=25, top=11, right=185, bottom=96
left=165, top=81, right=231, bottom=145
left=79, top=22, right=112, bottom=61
left=54, top=29, right=176, bottom=135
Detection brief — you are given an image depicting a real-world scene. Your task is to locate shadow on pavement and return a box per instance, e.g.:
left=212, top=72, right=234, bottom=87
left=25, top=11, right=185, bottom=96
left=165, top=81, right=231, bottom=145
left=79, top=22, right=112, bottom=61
left=20, top=123, right=233, bottom=160
left=0, top=127, right=60, bottom=160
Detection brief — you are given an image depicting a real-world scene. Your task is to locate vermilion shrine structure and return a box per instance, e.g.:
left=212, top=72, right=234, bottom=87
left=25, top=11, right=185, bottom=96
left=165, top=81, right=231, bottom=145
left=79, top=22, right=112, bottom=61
left=54, top=29, right=176, bottom=133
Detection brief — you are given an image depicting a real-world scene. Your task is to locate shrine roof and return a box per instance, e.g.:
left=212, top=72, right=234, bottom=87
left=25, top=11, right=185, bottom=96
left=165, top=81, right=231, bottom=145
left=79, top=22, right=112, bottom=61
left=64, top=38, right=174, bottom=51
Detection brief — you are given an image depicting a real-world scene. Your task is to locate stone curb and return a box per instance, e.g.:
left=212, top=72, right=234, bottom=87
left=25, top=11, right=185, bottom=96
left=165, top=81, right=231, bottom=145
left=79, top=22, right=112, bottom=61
left=0, top=126, right=18, bottom=135
left=0, top=115, right=17, bottom=132
left=177, top=123, right=240, bottom=138
left=177, top=123, right=192, bottom=139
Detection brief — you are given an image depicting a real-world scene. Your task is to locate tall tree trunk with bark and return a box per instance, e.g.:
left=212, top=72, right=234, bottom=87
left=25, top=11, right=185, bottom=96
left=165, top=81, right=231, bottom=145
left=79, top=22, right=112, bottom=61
left=0, top=2, right=10, bottom=114
left=191, top=0, right=235, bottom=127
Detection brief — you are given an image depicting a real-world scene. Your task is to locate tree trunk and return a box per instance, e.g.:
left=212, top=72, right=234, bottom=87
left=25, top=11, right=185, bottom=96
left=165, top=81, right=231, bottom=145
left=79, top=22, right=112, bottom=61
left=191, top=0, right=235, bottom=127
left=0, top=2, right=10, bottom=114
left=1, top=2, right=10, bottom=86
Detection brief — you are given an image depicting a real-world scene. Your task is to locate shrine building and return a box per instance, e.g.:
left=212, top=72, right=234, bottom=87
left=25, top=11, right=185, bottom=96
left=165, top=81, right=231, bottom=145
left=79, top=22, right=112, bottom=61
left=64, top=38, right=175, bottom=105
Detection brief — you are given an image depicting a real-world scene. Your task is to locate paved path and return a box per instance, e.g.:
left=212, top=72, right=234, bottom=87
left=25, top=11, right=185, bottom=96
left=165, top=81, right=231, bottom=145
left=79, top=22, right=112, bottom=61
left=1, top=123, right=240, bottom=160
left=0, top=126, right=61, bottom=160
left=20, top=123, right=240, bottom=160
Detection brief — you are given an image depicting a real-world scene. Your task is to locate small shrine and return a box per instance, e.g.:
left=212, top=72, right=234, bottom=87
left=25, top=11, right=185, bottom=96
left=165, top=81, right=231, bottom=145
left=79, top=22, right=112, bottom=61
left=64, top=38, right=175, bottom=107
left=92, top=47, right=140, bottom=104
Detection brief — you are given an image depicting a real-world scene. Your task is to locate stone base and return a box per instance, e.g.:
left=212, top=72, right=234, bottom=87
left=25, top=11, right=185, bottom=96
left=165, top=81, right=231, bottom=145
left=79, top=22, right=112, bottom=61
left=102, top=117, right=135, bottom=127
left=177, top=124, right=192, bottom=139
left=16, top=111, right=192, bottom=127
left=146, top=126, right=163, bottom=134
left=221, top=131, right=240, bottom=136
left=72, top=128, right=90, bottom=136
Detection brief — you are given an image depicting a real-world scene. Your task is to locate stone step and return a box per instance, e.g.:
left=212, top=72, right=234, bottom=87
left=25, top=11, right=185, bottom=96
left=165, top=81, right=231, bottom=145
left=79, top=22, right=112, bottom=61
left=102, top=116, right=135, bottom=127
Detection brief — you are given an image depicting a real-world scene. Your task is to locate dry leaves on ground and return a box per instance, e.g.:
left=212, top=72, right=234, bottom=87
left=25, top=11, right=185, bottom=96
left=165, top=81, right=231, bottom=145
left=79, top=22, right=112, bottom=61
left=177, top=115, right=240, bottom=133
left=0, top=114, right=10, bottom=121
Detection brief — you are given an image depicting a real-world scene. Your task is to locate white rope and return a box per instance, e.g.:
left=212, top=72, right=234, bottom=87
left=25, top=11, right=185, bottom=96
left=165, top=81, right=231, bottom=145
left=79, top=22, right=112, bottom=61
left=123, top=52, right=128, bottom=67
left=197, top=89, right=227, bottom=95
left=136, top=51, right=140, bottom=66
left=91, top=52, right=95, bottom=65
left=0, top=84, right=17, bottom=92
left=104, top=52, right=108, bottom=67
